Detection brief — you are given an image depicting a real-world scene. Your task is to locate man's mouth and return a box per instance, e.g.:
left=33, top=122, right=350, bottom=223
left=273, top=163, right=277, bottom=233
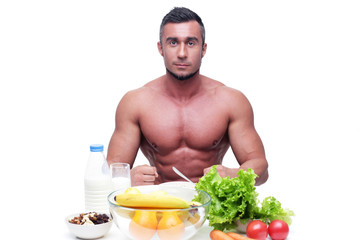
left=174, top=62, right=190, bottom=67
left=174, top=63, right=190, bottom=70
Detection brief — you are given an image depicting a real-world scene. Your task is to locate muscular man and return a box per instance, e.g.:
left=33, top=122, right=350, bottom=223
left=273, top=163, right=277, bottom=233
left=107, top=7, right=268, bottom=186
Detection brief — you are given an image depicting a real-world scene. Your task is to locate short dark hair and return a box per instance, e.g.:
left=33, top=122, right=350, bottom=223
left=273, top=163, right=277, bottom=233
left=159, top=7, right=205, bottom=47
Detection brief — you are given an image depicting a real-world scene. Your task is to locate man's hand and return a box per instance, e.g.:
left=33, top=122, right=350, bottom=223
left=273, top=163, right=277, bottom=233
left=131, top=164, right=158, bottom=186
left=203, top=165, right=239, bottom=178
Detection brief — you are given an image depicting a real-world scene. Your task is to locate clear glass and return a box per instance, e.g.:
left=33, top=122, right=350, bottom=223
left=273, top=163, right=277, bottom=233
left=110, top=163, right=131, bottom=191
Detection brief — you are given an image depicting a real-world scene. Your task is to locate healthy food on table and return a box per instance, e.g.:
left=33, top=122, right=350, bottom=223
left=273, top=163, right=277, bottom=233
left=112, top=186, right=206, bottom=240
left=114, top=187, right=200, bottom=209
left=194, top=166, right=294, bottom=231
left=267, top=219, right=289, bottom=240
left=243, top=219, right=290, bottom=240
left=68, top=212, right=111, bottom=225
left=210, top=229, right=256, bottom=240
left=246, top=220, right=268, bottom=240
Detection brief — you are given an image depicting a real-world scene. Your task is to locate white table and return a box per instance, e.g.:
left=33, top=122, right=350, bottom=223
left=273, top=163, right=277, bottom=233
left=106, top=221, right=212, bottom=239
left=63, top=183, right=299, bottom=239
left=64, top=219, right=299, bottom=239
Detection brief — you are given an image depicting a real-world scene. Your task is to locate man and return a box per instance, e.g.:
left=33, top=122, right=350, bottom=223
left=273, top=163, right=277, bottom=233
left=107, top=7, right=268, bottom=186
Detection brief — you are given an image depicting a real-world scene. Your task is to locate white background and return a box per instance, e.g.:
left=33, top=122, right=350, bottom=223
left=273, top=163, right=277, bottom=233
left=1, top=0, right=359, bottom=239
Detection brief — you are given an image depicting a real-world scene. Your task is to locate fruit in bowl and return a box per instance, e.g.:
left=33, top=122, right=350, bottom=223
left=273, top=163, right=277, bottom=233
left=108, top=185, right=211, bottom=240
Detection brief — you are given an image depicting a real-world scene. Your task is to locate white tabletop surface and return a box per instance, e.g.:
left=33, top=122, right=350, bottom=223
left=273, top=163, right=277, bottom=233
left=64, top=219, right=299, bottom=240
left=63, top=184, right=300, bottom=239
left=64, top=221, right=212, bottom=240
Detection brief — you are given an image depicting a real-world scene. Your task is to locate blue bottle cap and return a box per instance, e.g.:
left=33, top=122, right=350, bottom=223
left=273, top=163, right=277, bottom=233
left=90, top=144, right=104, bottom=152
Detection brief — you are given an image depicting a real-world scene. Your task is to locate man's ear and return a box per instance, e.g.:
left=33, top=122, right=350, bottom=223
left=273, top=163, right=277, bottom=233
left=157, top=41, right=163, bottom=56
left=201, top=43, right=207, bottom=58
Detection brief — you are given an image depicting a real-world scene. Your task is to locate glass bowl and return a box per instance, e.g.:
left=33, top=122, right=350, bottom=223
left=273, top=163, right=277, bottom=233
left=108, top=185, right=211, bottom=240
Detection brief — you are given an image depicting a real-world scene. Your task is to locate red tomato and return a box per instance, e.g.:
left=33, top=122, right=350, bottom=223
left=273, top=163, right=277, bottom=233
left=268, top=220, right=289, bottom=240
left=246, top=220, right=268, bottom=240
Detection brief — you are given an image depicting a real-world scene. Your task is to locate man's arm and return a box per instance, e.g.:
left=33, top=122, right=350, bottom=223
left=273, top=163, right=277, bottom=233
left=107, top=91, right=158, bottom=185
left=203, top=88, right=268, bottom=185
left=227, top=89, right=268, bottom=185
left=107, top=91, right=141, bottom=166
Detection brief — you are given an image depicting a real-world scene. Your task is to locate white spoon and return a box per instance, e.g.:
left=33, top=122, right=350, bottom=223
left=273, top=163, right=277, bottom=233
left=172, top=167, right=195, bottom=184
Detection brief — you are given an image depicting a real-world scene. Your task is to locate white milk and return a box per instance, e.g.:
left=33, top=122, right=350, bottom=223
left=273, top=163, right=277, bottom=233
left=111, top=176, right=131, bottom=191
left=84, top=177, right=112, bottom=212
left=84, top=144, right=112, bottom=213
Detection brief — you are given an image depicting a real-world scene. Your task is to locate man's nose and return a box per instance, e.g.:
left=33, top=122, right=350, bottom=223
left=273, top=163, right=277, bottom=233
left=178, top=43, right=187, bottom=58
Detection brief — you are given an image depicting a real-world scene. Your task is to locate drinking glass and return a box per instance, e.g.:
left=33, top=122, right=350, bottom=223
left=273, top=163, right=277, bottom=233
left=110, top=163, right=131, bottom=191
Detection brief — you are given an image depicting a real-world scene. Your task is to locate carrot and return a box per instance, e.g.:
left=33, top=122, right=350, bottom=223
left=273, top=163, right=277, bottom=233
left=227, top=231, right=255, bottom=240
left=210, top=230, right=235, bottom=240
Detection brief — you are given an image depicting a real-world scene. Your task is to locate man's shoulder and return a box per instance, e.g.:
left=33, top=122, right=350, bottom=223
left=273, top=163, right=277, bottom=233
left=120, top=78, right=162, bottom=104
left=207, top=84, right=251, bottom=115
left=202, top=76, right=244, bottom=94
left=210, top=84, right=247, bottom=100
left=218, top=86, right=246, bottom=98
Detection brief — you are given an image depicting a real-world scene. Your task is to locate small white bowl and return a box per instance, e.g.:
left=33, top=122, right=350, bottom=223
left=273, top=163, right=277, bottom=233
left=65, top=212, right=112, bottom=239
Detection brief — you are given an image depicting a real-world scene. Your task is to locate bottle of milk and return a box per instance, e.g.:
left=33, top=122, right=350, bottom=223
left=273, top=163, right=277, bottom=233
left=84, top=144, right=112, bottom=213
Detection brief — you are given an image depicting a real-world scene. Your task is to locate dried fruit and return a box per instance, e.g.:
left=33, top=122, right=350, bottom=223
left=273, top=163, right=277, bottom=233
left=68, top=212, right=110, bottom=225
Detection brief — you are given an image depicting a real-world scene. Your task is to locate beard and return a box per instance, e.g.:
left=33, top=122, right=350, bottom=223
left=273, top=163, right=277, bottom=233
left=166, top=68, right=199, bottom=81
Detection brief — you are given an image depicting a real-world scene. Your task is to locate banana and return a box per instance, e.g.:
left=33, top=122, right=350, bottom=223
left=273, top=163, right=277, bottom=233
left=115, top=190, right=190, bottom=209
left=124, top=187, right=141, bottom=194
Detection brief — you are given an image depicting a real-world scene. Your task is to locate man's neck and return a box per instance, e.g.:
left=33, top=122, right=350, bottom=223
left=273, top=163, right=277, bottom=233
left=163, top=72, right=203, bottom=103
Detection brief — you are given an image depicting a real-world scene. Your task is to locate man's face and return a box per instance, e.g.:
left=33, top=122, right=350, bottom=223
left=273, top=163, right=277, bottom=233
left=158, top=21, right=207, bottom=81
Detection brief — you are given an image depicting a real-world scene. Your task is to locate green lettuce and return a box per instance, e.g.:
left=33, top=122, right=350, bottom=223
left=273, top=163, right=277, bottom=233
left=256, top=196, right=295, bottom=225
left=194, top=166, right=294, bottom=231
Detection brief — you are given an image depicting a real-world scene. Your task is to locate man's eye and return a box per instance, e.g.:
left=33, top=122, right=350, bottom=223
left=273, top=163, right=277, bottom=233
left=170, top=41, right=177, bottom=45
left=188, top=42, right=195, bottom=46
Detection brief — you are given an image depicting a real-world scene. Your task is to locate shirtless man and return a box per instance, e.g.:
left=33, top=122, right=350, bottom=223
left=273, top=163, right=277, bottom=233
left=107, top=7, right=268, bottom=186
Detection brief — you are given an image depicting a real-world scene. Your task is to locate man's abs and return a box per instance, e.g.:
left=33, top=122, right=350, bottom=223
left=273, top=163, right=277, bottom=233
left=139, top=132, right=230, bottom=183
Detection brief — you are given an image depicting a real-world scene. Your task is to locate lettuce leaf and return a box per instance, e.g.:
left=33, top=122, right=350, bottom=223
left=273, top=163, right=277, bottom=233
left=194, top=166, right=294, bottom=231
left=256, top=196, right=295, bottom=224
left=194, top=166, right=260, bottom=231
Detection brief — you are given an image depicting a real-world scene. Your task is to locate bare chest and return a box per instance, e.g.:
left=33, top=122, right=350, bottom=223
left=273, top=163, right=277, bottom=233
left=139, top=96, right=229, bottom=152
